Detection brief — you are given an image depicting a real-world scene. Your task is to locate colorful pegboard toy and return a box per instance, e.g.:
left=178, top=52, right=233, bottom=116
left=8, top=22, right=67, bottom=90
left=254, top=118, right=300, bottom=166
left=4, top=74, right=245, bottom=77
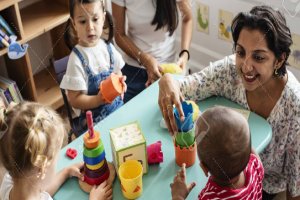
left=79, top=111, right=113, bottom=193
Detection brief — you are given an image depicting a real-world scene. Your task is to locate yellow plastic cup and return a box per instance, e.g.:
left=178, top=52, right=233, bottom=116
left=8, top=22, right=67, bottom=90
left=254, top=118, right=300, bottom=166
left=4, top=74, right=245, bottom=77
left=118, top=160, right=143, bottom=199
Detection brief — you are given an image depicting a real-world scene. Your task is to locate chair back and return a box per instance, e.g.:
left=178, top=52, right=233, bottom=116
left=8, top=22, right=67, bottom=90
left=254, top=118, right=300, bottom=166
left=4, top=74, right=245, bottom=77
left=53, top=56, right=69, bottom=84
left=53, top=56, right=86, bottom=141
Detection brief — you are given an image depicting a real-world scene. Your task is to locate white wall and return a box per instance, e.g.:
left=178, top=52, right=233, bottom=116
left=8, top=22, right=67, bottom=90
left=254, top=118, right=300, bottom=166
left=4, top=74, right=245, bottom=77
left=178, top=0, right=300, bottom=79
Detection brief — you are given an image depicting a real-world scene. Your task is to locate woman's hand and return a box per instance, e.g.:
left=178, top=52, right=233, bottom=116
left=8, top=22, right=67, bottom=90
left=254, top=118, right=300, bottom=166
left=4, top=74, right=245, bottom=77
left=141, top=53, right=162, bottom=87
left=158, top=74, right=185, bottom=135
left=170, top=163, right=196, bottom=200
left=177, top=53, right=189, bottom=71
left=89, top=181, right=113, bottom=200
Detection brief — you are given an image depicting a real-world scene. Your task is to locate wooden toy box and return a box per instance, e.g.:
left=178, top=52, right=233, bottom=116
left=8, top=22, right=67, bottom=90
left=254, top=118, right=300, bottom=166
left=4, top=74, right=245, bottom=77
left=110, top=122, right=148, bottom=174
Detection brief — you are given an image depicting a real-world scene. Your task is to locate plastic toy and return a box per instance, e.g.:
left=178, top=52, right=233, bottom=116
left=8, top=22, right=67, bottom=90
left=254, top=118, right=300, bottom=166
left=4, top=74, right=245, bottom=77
left=147, top=141, right=163, bottom=164
left=186, top=100, right=200, bottom=121
left=66, top=148, right=77, bottom=159
left=173, top=101, right=197, bottom=168
left=174, top=101, right=194, bottom=132
left=79, top=111, right=115, bottom=193
left=160, top=63, right=183, bottom=75
left=118, top=160, right=143, bottom=199
left=100, top=73, right=124, bottom=103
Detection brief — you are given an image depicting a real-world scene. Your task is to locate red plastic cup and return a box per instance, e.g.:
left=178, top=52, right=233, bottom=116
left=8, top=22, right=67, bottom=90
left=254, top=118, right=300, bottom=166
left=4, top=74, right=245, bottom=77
left=100, top=73, right=124, bottom=103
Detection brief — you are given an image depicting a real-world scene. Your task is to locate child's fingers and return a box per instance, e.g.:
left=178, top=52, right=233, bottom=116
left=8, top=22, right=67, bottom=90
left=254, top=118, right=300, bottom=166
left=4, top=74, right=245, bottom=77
left=106, top=194, right=113, bottom=200
left=99, top=180, right=107, bottom=188
left=187, top=182, right=196, bottom=192
left=105, top=187, right=113, bottom=196
left=170, top=183, right=174, bottom=188
left=180, top=163, right=186, bottom=178
left=75, top=162, right=84, bottom=169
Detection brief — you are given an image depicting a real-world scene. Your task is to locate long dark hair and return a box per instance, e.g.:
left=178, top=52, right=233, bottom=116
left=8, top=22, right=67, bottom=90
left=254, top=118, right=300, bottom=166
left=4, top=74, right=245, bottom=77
left=231, top=5, right=292, bottom=76
left=64, top=0, right=113, bottom=50
left=151, top=0, right=178, bottom=36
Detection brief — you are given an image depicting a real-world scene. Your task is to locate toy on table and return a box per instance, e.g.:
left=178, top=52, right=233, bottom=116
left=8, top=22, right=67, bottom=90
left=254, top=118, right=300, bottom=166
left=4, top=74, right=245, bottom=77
left=79, top=111, right=116, bottom=193
left=160, top=63, right=183, bottom=75
left=160, top=101, right=199, bottom=129
left=186, top=100, right=200, bottom=122
left=100, top=73, right=124, bottom=103
left=118, top=160, right=144, bottom=199
left=110, top=121, right=148, bottom=174
left=173, top=101, right=199, bottom=168
left=147, top=141, right=163, bottom=164
left=66, top=148, right=77, bottom=159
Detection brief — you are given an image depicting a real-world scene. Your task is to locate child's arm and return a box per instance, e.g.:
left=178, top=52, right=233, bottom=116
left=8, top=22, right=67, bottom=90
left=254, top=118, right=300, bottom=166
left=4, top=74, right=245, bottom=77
left=170, top=163, right=196, bottom=200
left=67, top=90, right=106, bottom=110
left=46, top=162, right=84, bottom=196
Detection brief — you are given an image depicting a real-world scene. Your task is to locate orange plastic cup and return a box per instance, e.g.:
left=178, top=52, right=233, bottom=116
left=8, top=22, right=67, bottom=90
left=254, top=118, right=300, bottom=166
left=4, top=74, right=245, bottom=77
left=100, top=73, right=124, bottom=103
left=174, top=141, right=196, bottom=168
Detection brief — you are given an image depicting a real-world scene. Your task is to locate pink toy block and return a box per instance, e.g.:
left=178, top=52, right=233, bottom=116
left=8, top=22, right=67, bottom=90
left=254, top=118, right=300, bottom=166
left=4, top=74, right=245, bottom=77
left=147, top=141, right=163, bottom=164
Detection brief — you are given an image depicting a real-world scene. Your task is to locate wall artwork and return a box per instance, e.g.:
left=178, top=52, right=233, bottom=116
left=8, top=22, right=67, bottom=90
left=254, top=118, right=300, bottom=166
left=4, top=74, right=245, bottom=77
left=288, top=33, right=300, bottom=69
left=218, top=9, right=233, bottom=42
left=196, top=2, right=209, bottom=34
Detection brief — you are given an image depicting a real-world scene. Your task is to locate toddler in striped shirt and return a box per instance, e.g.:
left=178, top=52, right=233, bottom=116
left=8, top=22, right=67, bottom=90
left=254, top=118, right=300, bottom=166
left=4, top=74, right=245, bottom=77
left=171, top=106, right=264, bottom=200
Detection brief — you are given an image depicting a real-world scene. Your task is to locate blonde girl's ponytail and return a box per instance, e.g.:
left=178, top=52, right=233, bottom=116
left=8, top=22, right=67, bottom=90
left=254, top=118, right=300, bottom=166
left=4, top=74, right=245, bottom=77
left=0, top=102, right=65, bottom=179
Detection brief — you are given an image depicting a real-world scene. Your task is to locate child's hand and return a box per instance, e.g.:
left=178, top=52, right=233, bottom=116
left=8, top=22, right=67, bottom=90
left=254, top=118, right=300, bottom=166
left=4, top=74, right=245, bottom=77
left=119, top=75, right=127, bottom=100
left=89, top=181, right=113, bottom=200
left=66, top=162, right=84, bottom=181
left=170, top=163, right=196, bottom=200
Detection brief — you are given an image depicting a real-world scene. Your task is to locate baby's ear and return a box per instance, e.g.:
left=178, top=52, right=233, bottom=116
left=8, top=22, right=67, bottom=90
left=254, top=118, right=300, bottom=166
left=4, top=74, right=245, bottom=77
left=200, top=161, right=209, bottom=177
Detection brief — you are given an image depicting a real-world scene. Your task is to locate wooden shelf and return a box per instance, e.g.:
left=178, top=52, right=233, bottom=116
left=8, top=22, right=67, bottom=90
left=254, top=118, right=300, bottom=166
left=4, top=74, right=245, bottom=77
left=0, top=45, right=8, bottom=56
left=1, top=0, right=69, bottom=109
left=0, top=2, right=23, bottom=56
left=20, top=0, right=69, bottom=43
left=0, top=0, right=20, bottom=10
left=34, top=66, right=63, bottom=110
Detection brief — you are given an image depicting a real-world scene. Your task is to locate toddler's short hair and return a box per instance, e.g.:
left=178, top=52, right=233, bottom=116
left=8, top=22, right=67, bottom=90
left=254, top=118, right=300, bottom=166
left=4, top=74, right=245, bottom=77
left=195, top=106, right=251, bottom=181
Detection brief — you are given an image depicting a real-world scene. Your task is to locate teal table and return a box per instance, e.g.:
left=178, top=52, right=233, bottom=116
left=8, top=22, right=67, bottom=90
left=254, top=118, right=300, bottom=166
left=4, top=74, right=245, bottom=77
left=54, top=81, right=272, bottom=200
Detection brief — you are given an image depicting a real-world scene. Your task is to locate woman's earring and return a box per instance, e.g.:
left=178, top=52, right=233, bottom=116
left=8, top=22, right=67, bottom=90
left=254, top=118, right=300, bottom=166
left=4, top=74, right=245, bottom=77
left=274, top=68, right=279, bottom=76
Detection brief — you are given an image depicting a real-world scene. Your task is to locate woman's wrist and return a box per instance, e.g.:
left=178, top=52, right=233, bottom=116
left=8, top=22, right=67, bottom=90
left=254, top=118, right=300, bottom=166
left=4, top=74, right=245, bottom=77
left=139, top=52, right=150, bottom=67
left=179, top=49, right=190, bottom=61
left=137, top=50, right=143, bottom=65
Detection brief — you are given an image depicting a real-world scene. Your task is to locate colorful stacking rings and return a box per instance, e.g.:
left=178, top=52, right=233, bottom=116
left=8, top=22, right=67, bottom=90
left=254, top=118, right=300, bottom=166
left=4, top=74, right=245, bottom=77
left=84, top=132, right=100, bottom=149
left=86, top=159, right=106, bottom=170
left=84, top=169, right=110, bottom=185
left=84, top=161, right=108, bottom=178
left=83, top=150, right=106, bottom=165
left=83, top=141, right=105, bottom=158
